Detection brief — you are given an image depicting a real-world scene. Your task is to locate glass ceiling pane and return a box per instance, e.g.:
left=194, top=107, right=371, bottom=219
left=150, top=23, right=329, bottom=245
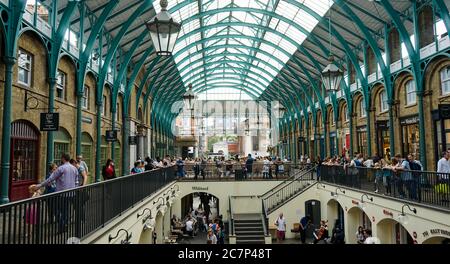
left=154, top=0, right=332, bottom=98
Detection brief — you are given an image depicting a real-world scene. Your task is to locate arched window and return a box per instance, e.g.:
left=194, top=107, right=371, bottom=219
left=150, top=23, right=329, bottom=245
left=360, top=99, right=367, bottom=118
left=440, top=66, right=450, bottom=95
left=330, top=109, right=335, bottom=126
left=100, top=136, right=108, bottom=166
left=405, top=80, right=416, bottom=105
left=81, top=132, right=93, bottom=183
left=343, top=105, right=349, bottom=123
left=138, top=107, right=143, bottom=123
left=54, top=127, right=71, bottom=164
left=115, top=141, right=121, bottom=176
left=379, top=90, right=388, bottom=112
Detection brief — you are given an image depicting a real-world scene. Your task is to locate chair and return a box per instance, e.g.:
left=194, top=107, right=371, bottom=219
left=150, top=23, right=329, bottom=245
left=291, top=223, right=301, bottom=239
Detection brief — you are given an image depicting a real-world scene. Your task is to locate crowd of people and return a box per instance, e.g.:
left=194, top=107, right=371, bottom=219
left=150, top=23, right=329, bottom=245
left=170, top=206, right=225, bottom=244
left=314, top=151, right=450, bottom=202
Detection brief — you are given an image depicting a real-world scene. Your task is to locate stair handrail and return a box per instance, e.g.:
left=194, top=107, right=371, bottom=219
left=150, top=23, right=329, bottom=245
left=228, top=196, right=235, bottom=236
left=261, top=199, right=269, bottom=236
left=262, top=166, right=317, bottom=214
left=259, top=166, right=312, bottom=199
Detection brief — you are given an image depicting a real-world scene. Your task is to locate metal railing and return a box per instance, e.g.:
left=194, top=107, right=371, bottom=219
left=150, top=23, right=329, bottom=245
left=0, top=166, right=176, bottom=244
left=320, top=165, right=450, bottom=209
left=260, top=166, right=312, bottom=199
left=178, top=162, right=304, bottom=181
left=228, top=196, right=234, bottom=237
left=262, top=167, right=316, bottom=214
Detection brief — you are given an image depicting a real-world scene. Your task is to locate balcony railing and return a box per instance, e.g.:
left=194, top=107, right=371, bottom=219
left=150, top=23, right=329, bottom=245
left=0, top=166, right=176, bottom=244
left=320, top=165, right=450, bottom=209
left=177, top=162, right=304, bottom=181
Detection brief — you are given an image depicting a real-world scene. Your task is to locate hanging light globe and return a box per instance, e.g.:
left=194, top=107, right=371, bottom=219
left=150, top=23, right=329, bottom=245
left=322, top=55, right=343, bottom=92
left=146, top=0, right=181, bottom=56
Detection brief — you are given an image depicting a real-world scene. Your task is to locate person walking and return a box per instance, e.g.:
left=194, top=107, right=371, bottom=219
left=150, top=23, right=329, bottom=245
left=102, top=159, right=116, bottom=180
left=274, top=212, right=286, bottom=243
left=245, top=154, right=254, bottom=179
left=29, top=153, right=78, bottom=233
left=76, top=155, right=89, bottom=176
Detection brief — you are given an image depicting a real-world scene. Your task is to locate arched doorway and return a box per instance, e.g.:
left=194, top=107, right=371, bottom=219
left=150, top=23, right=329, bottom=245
left=422, top=236, right=450, bottom=244
left=180, top=192, right=220, bottom=224
left=377, top=218, right=414, bottom=244
left=9, top=120, right=40, bottom=201
left=81, top=132, right=93, bottom=183
left=155, top=211, right=164, bottom=244
left=305, top=200, right=321, bottom=227
left=327, top=199, right=345, bottom=234
left=53, top=127, right=72, bottom=164
left=347, top=207, right=372, bottom=244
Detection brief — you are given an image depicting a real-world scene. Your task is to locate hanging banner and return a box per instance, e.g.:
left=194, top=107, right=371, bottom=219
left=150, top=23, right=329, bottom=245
left=40, top=113, right=59, bottom=131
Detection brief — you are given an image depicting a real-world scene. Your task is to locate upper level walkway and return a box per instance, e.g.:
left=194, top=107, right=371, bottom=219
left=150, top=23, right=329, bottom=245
left=1, top=164, right=449, bottom=244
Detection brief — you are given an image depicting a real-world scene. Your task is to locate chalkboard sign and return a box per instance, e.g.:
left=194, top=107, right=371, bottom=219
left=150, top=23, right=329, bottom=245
left=106, top=130, right=117, bottom=142
left=40, top=113, right=59, bottom=131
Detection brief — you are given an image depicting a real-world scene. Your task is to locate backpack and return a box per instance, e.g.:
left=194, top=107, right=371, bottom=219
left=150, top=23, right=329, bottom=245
left=409, top=161, right=422, bottom=171
left=354, top=159, right=362, bottom=167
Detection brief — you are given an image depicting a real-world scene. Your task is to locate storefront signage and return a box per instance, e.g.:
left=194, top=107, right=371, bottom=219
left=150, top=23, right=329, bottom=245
left=40, top=113, right=59, bottom=131
left=192, top=186, right=208, bottom=191
left=356, top=126, right=367, bottom=132
left=422, top=229, right=450, bottom=238
left=382, top=209, right=393, bottom=217
left=106, top=130, right=118, bottom=142
left=400, top=115, right=419, bottom=125
left=438, top=104, right=450, bottom=119
left=81, top=116, right=92, bottom=124
left=376, top=121, right=389, bottom=129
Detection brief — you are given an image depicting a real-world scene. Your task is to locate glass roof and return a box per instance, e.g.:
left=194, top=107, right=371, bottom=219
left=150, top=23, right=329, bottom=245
left=153, top=0, right=332, bottom=99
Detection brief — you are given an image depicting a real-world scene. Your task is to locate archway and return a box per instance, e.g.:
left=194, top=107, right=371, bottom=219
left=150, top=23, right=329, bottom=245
left=347, top=206, right=372, bottom=244
left=377, top=218, right=414, bottom=244
left=9, top=120, right=40, bottom=201
left=53, top=127, right=72, bottom=164
left=154, top=211, right=164, bottom=244
left=305, top=200, right=321, bottom=227
left=326, top=199, right=345, bottom=234
left=180, top=192, right=220, bottom=225
left=422, top=236, right=450, bottom=244
left=81, top=132, right=94, bottom=183
left=138, top=226, right=153, bottom=244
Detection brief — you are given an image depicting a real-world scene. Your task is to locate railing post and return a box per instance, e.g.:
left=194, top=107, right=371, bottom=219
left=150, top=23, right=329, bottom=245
left=102, top=183, right=106, bottom=227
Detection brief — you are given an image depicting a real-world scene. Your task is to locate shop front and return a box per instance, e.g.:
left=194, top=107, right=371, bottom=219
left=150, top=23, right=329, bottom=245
left=356, top=126, right=367, bottom=157
left=376, top=120, right=390, bottom=160
left=433, top=105, right=450, bottom=165
left=329, top=131, right=337, bottom=157
left=400, top=115, right=420, bottom=158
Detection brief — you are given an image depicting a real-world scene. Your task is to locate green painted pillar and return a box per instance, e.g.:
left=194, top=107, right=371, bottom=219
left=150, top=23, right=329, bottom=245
left=0, top=57, right=16, bottom=204
left=388, top=100, right=396, bottom=158
left=95, top=103, right=102, bottom=182
left=417, top=91, right=427, bottom=170
left=76, top=93, right=82, bottom=157
left=122, top=114, right=130, bottom=176
left=323, top=118, right=327, bottom=158
left=46, top=78, right=57, bottom=166
left=366, top=103, right=372, bottom=157
left=349, top=109, right=354, bottom=158
left=314, top=125, right=318, bottom=158
left=111, top=111, right=116, bottom=165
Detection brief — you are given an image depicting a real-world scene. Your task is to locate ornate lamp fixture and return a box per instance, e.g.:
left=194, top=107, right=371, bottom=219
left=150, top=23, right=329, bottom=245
left=146, top=0, right=181, bottom=56
left=321, top=0, right=343, bottom=92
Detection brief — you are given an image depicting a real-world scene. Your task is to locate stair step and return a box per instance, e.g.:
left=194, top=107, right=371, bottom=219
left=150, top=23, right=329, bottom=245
left=235, top=226, right=262, bottom=229
left=235, top=230, right=265, bottom=234
left=234, top=219, right=261, bottom=223
left=236, top=240, right=265, bottom=244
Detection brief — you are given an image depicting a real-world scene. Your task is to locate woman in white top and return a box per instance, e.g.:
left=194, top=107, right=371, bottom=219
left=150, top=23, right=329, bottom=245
left=274, top=212, right=286, bottom=243
left=207, top=229, right=217, bottom=244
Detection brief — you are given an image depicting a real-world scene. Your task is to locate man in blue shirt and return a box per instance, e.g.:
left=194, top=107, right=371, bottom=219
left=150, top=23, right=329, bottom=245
left=299, top=215, right=311, bottom=244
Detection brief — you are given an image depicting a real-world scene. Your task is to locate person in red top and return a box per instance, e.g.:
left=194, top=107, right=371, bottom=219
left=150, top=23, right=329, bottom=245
left=102, top=159, right=116, bottom=180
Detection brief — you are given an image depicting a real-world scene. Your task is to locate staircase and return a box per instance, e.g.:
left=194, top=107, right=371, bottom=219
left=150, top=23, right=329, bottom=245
left=262, top=167, right=316, bottom=215
left=233, top=215, right=265, bottom=244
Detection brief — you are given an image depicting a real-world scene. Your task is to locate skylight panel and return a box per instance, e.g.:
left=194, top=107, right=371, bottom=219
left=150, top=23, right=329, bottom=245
left=159, top=0, right=332, bottom=98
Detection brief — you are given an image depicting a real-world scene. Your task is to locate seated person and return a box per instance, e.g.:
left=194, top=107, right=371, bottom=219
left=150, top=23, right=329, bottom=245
left=185, top=218, right=195, bottom=237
